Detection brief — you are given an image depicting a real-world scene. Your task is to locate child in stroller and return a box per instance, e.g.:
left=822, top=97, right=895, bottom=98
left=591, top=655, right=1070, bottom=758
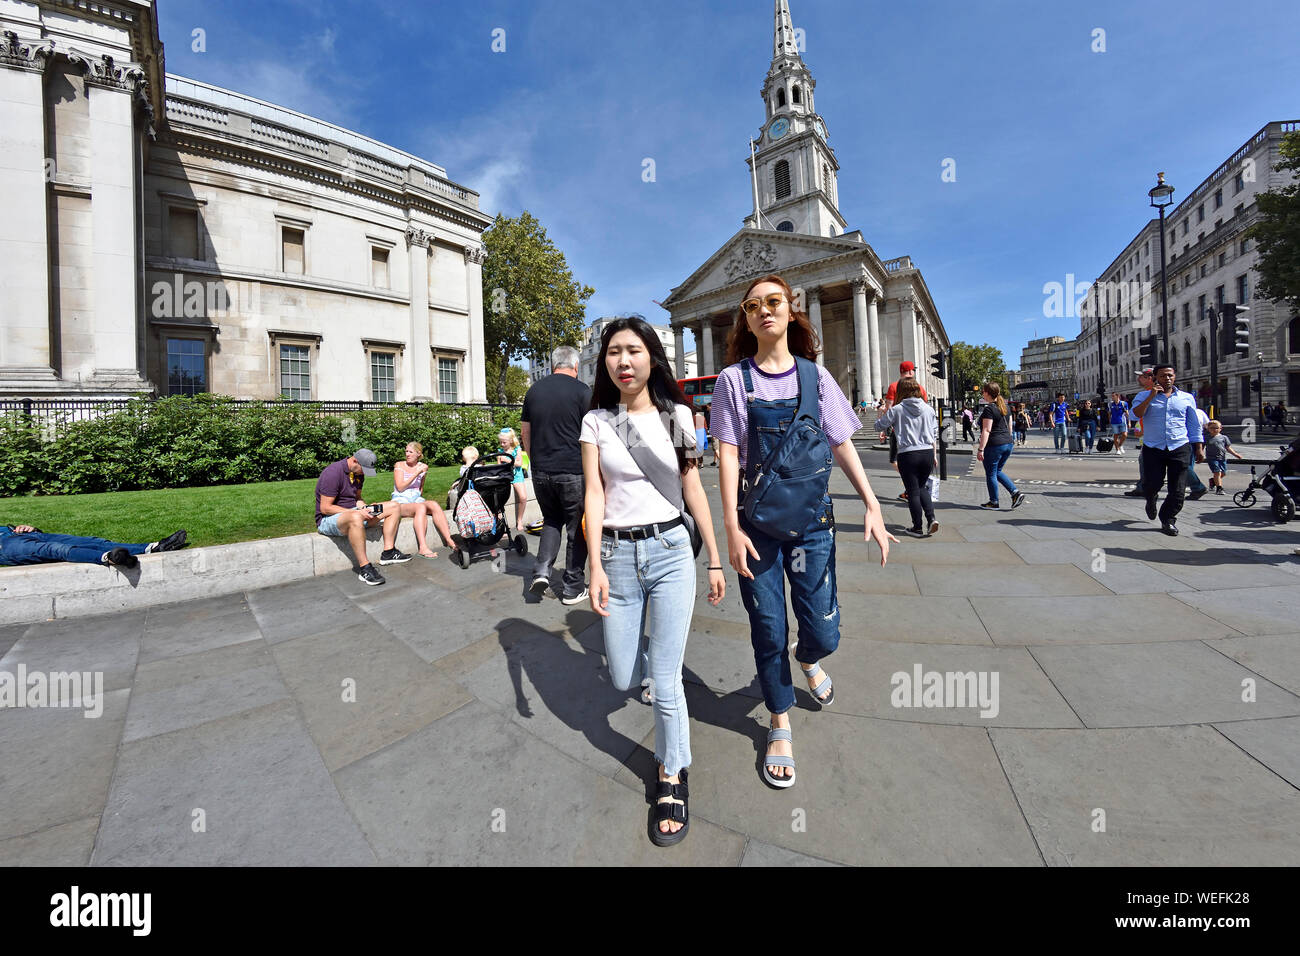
left=1234, top=435, right=1300, bottom=522
left=448, top=456, right=530, bottom=568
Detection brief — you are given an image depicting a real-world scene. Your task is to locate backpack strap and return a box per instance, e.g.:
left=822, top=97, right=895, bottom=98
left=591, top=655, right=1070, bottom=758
left=745, top=356, right=821, bottom=490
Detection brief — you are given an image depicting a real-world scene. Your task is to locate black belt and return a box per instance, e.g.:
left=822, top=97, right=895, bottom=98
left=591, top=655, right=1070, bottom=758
left=602, top=515, right=683, bottom=540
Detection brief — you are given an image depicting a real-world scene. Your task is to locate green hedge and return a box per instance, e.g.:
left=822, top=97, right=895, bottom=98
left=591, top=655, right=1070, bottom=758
left=2, top=396, right=521, bottom=497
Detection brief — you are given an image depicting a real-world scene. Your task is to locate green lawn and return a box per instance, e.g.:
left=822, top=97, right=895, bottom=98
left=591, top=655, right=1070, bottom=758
left=0, top=466, right=462, bottom=548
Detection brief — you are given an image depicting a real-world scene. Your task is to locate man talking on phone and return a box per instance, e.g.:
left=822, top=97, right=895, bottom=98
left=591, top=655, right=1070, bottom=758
left=1130, top=365, right=1204, bottom=536
left=315, top=448, right=408, bottom=586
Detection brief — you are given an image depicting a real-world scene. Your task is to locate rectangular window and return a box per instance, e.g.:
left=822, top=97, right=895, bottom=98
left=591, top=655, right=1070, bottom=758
left=1237, top=274, right=1249, bottom=303
left=437, top=357, right=458, bottom=403
left=1181, top=220, right=1188, bottom=236
left=1240, top=237, right=1251, bottom=254
left=167, top=207, right=201, bottom=259
left=166, top=338, right=207, bottom=395
left=280, top=344, right=311, bottom=400
left=282, top=227, right=305, bottom=275
left=1215, top=188, right=1223, bottom=208
left=370, top=351, right=395, bottom=403
left=1218, top=252, right=1227, bottom=268
left=371, top=246, right=390, bottom=289
left=1197, top=205, right=1204, bottom=223
left=1198, top=294, right=1206, bottom=320
left=1200, top=263, right=1207, bottom=278
left=1234, top=203, right=1244, bottom=217
left=1234, top=172, right=1244, bottom=193
left=1215, top=285, right=1225, bottom=310
left=1182, top=303, right=1190, bottom=328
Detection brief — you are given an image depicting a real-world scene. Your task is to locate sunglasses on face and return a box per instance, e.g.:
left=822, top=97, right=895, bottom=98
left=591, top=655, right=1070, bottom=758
left=741, top=294, right=789, bottom=316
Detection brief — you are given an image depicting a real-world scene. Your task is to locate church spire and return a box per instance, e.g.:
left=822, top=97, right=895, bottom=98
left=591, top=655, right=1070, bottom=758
left=772, top=0, right=801, bottom=64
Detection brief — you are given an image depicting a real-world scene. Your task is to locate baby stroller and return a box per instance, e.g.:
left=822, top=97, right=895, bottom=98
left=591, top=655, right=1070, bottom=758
left=1233, top=437, right=1300, bottom=522
left=448, top=458, right=529, bottom=569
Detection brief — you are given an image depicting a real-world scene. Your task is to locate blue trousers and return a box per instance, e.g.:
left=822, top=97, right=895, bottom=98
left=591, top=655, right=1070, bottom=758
left=0, top=531, right=149, bottom=566
left=1053, top=423, right=1067, bottom=450
left=983, top=443, right=1019, bottom=503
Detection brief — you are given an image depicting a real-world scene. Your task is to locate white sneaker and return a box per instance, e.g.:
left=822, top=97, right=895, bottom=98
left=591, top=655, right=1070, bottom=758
left=560, top=587, right=589, bottom=606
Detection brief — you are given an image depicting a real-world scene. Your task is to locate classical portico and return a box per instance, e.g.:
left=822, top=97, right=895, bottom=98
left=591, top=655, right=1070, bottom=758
left=662, top=1, right=947, bottom=406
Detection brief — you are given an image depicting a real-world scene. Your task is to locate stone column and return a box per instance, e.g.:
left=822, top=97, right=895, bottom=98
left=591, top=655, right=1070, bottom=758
left=806, top=286, right=823, bottom=367
left=673, top=325, right=685, bottom=378
left=406, top=227, right=433, bottom=400
left=464, top=244, right=488, bottom=402
left=0, top=34, right=54, bottom=380
left=701, top=319, right=714, bottom=376
left=851, top=278, right=870, bottom=400
left=899, top=294, right=919, bottom=379
left=867, top=292, right=882, bottom=400
left=80, top=55, right=146, bottom=387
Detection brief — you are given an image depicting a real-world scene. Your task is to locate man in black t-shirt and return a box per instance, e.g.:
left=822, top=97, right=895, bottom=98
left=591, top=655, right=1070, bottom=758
left=521, top=346, right=591, bottom=603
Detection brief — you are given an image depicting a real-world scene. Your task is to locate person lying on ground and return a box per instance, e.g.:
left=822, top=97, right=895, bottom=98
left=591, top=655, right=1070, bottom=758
left=0, top=524, right=186, bottom=569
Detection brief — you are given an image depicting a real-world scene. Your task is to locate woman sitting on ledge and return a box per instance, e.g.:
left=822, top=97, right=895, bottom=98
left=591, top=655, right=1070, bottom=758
left=0, top=524, right=187, bottom=569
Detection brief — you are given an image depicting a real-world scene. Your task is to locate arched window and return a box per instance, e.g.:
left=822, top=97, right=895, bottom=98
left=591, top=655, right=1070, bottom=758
left=822, top=162, right=831, bottom=200
left=777, top=220, right=794, bottom=232
left=1183, top=342, right=1191, bottom=372
left=1198, top=335, right=1207, bottom=367
left=774, top=160, right=791, bottom=200
left=776, top=88, right=786, bottom=108
left=792, top=84, right=801, bottom=104
left=1290, top=316, right=1300, bottom=355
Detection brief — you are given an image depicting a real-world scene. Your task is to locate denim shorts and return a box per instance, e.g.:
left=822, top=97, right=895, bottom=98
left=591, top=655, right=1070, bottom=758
left=317, top=514, right=345, bottom=536
left=1209, top=460, right=1227, bottom=474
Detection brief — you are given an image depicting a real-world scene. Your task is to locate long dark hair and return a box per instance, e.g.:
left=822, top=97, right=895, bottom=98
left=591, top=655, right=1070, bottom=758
left=723, top=274, right=822, bottom=366
left=590, top=316, right=697, bottom=472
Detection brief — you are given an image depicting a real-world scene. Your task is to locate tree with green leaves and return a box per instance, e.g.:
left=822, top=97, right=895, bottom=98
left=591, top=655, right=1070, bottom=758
left=949, top=342, right=1009, bottom=403
left=1250, top=130, right=1300, bottom=314
left=484, top=355, right=531, bottom=404
left=481, top=212, right=594, bottom=403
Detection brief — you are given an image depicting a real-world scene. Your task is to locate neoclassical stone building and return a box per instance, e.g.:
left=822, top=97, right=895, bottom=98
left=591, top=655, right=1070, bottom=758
left=1, top=0, right=490, bottom=403
left=662, top=1, right=949, bottom=406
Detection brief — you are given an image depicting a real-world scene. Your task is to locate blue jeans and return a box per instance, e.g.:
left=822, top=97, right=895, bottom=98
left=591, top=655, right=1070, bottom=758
left=1185, top=460, right=1207, bottom=493
left=737, top=494, right=840, bottom=715
left=1079, top=422, right=1096, bottom=449
left=1053, top=423, right=1067, bottom=450
left=983, top=442, right=1018, bottom=503
left=0, top=531, right=149, bottom=566
left=598, top=522, right=696, bottom=776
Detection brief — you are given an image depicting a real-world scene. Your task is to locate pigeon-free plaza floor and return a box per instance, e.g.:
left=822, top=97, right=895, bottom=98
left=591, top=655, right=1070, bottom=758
left=3, top=442, right=1299, bottom=866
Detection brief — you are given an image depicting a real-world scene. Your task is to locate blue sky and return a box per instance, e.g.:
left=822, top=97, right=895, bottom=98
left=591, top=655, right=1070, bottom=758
left=159, top=0, right=1300, bottom=369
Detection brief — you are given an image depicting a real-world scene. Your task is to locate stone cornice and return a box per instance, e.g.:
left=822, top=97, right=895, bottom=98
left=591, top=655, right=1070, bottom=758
left=0, top=31, right=54, bottom=72
left=405, top=227, right=433, bottom=249
left=65, top=47, right=145, bottom=91
left=463, top=245, right=487, bottom=265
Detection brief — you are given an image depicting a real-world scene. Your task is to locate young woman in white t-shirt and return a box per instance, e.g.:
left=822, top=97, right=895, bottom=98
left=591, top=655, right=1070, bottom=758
left=580, top=317, right=725, bottom=847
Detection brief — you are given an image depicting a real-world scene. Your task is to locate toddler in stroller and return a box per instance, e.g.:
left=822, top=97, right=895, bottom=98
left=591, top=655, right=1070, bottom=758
left=448, top=457, right=530, bottom=568
left=1234, top=435, right=1300, bottom=522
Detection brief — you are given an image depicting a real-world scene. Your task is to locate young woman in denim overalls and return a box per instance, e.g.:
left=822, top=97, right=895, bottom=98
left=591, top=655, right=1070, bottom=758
left=711, top=275, right=896, bottom=788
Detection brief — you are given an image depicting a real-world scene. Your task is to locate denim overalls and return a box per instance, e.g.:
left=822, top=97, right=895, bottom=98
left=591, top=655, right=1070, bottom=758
left=736, top=361, right=840, bottom=715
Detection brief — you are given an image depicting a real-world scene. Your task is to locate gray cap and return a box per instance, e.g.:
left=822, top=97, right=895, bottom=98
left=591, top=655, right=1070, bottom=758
left=353, top=448, right=378, bottom=476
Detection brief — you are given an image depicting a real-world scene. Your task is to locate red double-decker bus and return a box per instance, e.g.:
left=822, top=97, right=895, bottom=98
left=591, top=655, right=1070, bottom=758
left=678, top=375, right=718, bottom=414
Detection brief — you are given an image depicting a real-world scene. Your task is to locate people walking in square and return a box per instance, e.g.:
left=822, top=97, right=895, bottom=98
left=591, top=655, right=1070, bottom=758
left=961, top=406, right=975, bottom=443
left=1077, top=400, right=1098, bottom=452
left=1204, top=420, right=1244, bottom=494
left=522, top=346, right=592, bottom=604
left=1184, top=403, right=1211, bottom=501
left=1108, top=392, right=1130, bottom=454
left=1124, top=368, right=1156, bottom=498
left=874, top=378, right=939, bottom=536
left=581, top=316, right=725, bottom=846
left=1013, top=404, right=1030, bottom=446
left=1051, top=393, right=1069, bottom=451
left=1130, top=365, right=1205, bottom=536
left=884, top=361, right=928, bottom=501
left=710, top=274, right=895, bottom=790
left=977, top=382, right=1025, bottom=510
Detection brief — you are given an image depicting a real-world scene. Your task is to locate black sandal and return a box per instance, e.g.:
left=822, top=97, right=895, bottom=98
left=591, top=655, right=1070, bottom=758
left=649, top=769, right=689, bottom=847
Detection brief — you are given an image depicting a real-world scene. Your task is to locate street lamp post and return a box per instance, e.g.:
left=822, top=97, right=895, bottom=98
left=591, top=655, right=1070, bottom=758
left=1148, top=172, right=1175, bottom=366
left=1096, top=313, right=1106, bottom=405
left=1207, top=305, right=1219, bottom=419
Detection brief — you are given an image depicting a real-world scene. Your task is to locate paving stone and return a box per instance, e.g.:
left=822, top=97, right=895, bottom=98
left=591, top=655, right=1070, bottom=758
left=833, top=563, right=919, bottom=596
left=990, top=725, right=1300, bottom=865
left=331, top=700, right=745, bottom=865
left=1030, top=640, right=1300, bottom=727
left=1213, top=717, right=1300, bottom=789
left=1002, top=519, right=1104, bottom=542
left=972, top=593, right=1239, bottom=645
left=269, top=621, right=472, bottom=772
left=837, top=541, right=1024, bottom=567
left=0, top=816, right=99, bottom=866
left=955, top=524, right=1035, bottom=543
left=1077, top=558, right=1195, bottom=595
left=847, top=596, right=993, bottom=645
left=2, top=610, right=143, bottom=694
left=243, top=578, right=370, bottom=644
left=123, top=640, right=288, bottom=743
left=0, top=623, right=30, bottom=658
left=1173, top=586, right=1300, bottom=636
left=915, top=564, right=1108, bottom=597
left=1206, top=633, right=1300, bottom=697
left=139, top=596, right=261, bottom=663
left=92, top=699, right=376, bottom=865
left=1155, top=558, right=1300, bottom=591
left=740, top=839, right=842, bottom=866
left=0, top=688, right=128, bottom=841
left=355, top=584, right=493, bottom=663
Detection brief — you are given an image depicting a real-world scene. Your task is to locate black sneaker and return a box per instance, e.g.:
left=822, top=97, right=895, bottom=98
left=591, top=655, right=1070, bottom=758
left=560, top=587, right=589, bottom=606
left=357, top=564, right=386, bottom=586
left=1214, top=487, right=1224, bottom=495
left=905, top=527, right=926, bottom=537
left=101, top=548, right=138, bottom=569
left=529, top=575, right=550, bottom=596
left=1187, top=489, right=1207, bottom=501
left=379, top=548, right=412, bottom=565
left=1145, top=498, right=1158, bottom=520
left=1161, top=521, right=1179, bottom=537
left=979, top=501, right=999, bottom=509
left=147, top=529, right=187, bottom=553
left=1122, top=488, right=1145, bottom=498
left=1011, top=492, right=1026, bottom=509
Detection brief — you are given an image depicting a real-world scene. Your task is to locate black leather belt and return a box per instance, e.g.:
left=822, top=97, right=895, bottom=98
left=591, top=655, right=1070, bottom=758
left=602, top=515, right=683, bottom=540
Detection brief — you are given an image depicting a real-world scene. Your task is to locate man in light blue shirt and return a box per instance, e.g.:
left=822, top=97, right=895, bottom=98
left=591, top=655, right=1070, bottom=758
left=1131, top=365, right=1205, bottom=536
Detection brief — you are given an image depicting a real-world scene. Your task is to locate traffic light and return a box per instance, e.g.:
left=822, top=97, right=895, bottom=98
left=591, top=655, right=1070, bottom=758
left=930, top=350, right=947, bottom=379
left=1250, top=379, right=1261, bottom=392
left=1225, top=303, right=1251, bottom=358
left=1138, top=335, right=1157, bottom=367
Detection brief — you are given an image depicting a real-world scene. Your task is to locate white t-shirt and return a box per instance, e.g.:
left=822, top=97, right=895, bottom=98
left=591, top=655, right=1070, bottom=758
left=580, top=404, right=694, bottom=528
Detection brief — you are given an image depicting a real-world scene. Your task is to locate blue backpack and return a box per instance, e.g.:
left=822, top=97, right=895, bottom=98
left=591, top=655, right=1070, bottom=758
left=741, top=356, right=833, bottom=538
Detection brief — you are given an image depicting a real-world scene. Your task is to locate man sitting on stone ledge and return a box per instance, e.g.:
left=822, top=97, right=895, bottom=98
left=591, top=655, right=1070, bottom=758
left=0, top=525, right=187, bottom=569
left=315, top=448, right=410, bottom=587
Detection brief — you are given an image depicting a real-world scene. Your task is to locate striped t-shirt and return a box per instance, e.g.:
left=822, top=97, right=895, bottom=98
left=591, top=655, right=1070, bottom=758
left=708, top=359, right=860, bottom=467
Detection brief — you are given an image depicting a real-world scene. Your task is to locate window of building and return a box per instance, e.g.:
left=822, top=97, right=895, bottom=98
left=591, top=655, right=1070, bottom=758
left=282, top=227, right=305, bottom=275
left=437, top=357, right=458, bottom=403
left=280, top=344, right=311, bottom=400
left=1237, top=274, right=1249, bottom=303
left=774, top=160, right=791, bottom=200
left=1234, top=203, right=1244, bottom=216
left=1241, top=374, right=1252, bottom=407
left=776, top=220, right=794, bottom=232
left=1290, top=317, right=1300, bottom=355
left=1183, top=302, right=1190, bottom=328
left=776, top=89, right=786, bottom=108
left=1198, top=232, right=1204, bottom=243
left=1218, top=252, right=1226, bottom=268
left=1214, top=188, right=1223, bottom=208
left=1215, top=285, right=1225, bottom=310
left=1215, top=218, right=1222, bottom=229
left=1183, top=342, right=1191, bottom=372
left=1234, top=172, right=1244, bottom=193
left=166, top=338, right=207, bottom=395
left=1197, top=205, right=1204, bottom=223
left=1240, top=237, right=1251, bottom=254
left=166, top=207, right=202, bottom=259
left=370, top=351, right=395, bottom=403
left=371, top=246, right=390, bottom=289
left=1181, top=220, right=1188, bottom=236
left=1198, top=294, right=1206, bottom=320
left=792, top=84, right=801, bottom=104
left=1200, top=263, right=1207, bottom=278
left=1198, top=336, right=1207, bottom=368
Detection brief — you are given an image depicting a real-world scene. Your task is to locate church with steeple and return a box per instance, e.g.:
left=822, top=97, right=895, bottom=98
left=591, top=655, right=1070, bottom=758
left=662, top=0, right=949, bottom=406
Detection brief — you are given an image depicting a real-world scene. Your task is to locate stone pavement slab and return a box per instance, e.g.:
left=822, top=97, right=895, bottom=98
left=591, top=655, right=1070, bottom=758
left=0, top=816, right=100, bottom=867
left=990, top=725, right=1300, bottom=866
left=1206, top=633, right=1300, bottom=696
left=914, top=564, right=1109, bottom=597
left=2, top=610, right=145, bottom=694
left=1213, top=716, right=1300, bottom=789
left=1173, top=585, right=1300, bottom=636
left=139, top=596, right=261, bottom=663
left=739, top=839, right=842, bottom=866
left=972, top=593, right=1241, bottom=645
left=244, top=577, right=371, bottom=645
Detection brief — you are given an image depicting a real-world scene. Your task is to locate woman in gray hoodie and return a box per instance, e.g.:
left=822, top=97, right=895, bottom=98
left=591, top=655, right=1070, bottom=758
left=873, top=378, right=939, bottom=536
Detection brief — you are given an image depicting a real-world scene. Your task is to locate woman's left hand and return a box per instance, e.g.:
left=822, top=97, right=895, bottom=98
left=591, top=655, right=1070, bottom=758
left=976, top=448, right=984, bottom=461
left=863, top=506, right=898, bottom=565
left=706, top=568, right=726, bottom=606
